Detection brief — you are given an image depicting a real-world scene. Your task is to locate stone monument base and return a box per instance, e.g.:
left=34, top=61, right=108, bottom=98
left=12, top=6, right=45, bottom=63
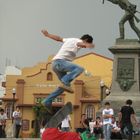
left=97, top=39, right=140, bottom=120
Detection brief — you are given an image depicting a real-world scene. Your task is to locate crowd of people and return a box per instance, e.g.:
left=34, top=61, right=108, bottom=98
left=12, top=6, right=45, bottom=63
left=77, top=99, right=139, bottom=140
left=0, top=99, right=139, bottom=140
left=42, top=99, right=140, bottom=140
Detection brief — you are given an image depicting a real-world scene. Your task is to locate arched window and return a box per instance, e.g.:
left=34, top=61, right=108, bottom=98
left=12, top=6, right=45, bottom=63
left=85, top=104, right=95, bottom=120
left=47, top=72, right=53, bottom=81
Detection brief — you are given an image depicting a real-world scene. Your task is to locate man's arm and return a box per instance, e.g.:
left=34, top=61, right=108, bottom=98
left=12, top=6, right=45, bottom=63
left=69, top=120, right=72, bottom=129
left=77, top=42, right=95, bottom=48
left=68, top=115, right=72, bottom=129
left=102, top=109, right=114, bottom=119
left=118, top=112, right=122, bottom=123
left=103, top=114, right=113, bottom=119
left=41, top=29, right=63, bottom=42
left=131, top=114, right=138, bottom=126
left=81, top=117, right=88, bottom=128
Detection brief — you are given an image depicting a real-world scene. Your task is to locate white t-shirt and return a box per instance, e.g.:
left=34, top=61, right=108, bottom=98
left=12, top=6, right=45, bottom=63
left=102, top=108, right=114, bottom=125
left=0, top=113, right=7, bottom=125
left=13, top=111, right=21, bottom=118
left=40, top=127, right=45, bottom=138
left=61, top=115, right=71, bottom=128
left=13, top=111, right=22, bottom=125
left=53, top=38, right=82, bottom=61
left=89, top=121, right=94, bottom=133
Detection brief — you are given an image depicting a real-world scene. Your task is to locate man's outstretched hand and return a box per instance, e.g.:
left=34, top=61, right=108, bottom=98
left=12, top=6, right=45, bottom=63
left=41, top=29, right=63, bottom=42
left=41, top=29, right=49, bottom=37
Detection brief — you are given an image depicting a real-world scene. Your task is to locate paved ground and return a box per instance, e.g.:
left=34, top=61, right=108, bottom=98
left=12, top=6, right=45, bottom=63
left=0, top=136, right=140, bottom=140
left=1, top=136, right=41, bottom=140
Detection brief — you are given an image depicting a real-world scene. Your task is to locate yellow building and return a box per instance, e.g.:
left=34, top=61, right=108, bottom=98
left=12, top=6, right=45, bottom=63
left=1, top=52, right=113, bottom=137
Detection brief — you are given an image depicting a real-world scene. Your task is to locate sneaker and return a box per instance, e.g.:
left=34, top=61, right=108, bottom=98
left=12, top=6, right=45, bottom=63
left=46, top=105, right=53, bottom=115
left=59, top=84, right=74, bottom=93
left=41, top=101, right=53, bottom=114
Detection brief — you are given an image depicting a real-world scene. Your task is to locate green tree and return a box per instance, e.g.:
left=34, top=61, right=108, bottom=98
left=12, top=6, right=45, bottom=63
left=32, top=100, right=47, bottom=137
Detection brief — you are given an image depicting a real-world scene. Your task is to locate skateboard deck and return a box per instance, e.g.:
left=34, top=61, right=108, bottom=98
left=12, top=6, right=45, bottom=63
left=45, top=102, right=73, bottom=128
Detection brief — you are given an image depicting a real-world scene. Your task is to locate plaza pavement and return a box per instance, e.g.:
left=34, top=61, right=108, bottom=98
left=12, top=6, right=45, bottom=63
left=0, top=138, right=41, bottom=140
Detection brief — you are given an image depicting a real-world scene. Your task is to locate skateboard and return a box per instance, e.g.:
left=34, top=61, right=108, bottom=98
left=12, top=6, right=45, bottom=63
left=45, top=102, right=73, bottom=128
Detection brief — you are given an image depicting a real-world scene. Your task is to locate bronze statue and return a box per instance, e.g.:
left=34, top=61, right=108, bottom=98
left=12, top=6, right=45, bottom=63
left=104, top=0, right=140, bottom=41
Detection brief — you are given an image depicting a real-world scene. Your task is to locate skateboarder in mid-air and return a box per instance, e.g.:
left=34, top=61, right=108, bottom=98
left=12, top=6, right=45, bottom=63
left=41, top=29, right=94, bottom=113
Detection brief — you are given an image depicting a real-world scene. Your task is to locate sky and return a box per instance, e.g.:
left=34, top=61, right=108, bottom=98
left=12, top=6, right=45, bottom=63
left=0, top=0, right=140, bottom=73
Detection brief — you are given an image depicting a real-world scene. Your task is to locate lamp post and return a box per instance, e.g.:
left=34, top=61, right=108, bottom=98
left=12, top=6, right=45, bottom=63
left=0, top=100, right=2, bottom=109
left=100, top=80, right=105, bottom=102
left=105, top=88, right=110, bottom=96
left=12, top=88, right=16, bottom=123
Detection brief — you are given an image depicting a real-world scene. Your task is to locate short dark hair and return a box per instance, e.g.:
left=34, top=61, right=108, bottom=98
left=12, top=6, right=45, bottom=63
left=96, top=116, right=101, bottom=120
left=81, top=114, right=86, bottom=117
left=126, top=99, right=132, bottom=105
left=80, top=34, right=93, bottom=43
left=0, top=109, right=4, bottom=112
left=105, top=102, right=110, bottom=106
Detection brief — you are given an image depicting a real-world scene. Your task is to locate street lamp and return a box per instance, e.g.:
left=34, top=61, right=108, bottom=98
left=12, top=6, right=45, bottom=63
left=105, top=88, right=110, bottom=96
left=0, top=100, right=2, bottom=108
left=100, top=80, right=105, bottom=102
left=12, top=88, right=16, bottom=123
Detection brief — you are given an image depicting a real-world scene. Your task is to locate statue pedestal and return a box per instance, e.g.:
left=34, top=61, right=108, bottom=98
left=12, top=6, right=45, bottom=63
left=103, top=39, right=140, bottom=118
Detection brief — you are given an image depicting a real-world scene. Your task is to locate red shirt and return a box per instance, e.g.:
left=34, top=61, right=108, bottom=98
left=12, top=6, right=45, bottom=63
left=42, top=128, right=81, bottom=140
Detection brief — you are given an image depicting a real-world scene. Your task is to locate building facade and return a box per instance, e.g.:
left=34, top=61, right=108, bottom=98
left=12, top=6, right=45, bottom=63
left=1, top=53, right=113, bottom=137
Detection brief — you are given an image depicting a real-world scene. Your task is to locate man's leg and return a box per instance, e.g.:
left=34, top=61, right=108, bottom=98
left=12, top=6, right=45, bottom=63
left=41, top=60, right=66, bottom=108
left=106, top=124, right=111, bottom=140
left=119, top=13, right=130, bottom=39
left=121, top=123, right=132, bottom=140
left=59, top=61, right=84, bottom=86
left=42, top=87, right=64, bottom=106
left=126, top=123, right=133, bottom=140
left=0, top=126, right=2, bottom=138
left=103, top=125, right=107, bottom=140
left=52, top=59, right=84, bottom=92
left=41, top=83, right=64, bottom=113
left=52, top=60, right=73, bottom=92
left=16, top=125, right=21, bottom=138
left=121, top=124, right=126, bottom=139
left=129, top=18, right=140, bottom=41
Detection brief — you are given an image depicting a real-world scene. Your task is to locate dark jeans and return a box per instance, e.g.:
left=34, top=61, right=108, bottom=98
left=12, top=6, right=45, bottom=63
left=15, top=124, right=21, bottom=138
left=61, top=127, right=70, bottom=132
left=111, top=132, right=122, bottom=139
left=94, top=127, right=103, bottom=138
left=0, top=125, right=6, bottom=138
left=76, top=128, right=87, bottom=133
left=121, top=123, right=133, bottom=140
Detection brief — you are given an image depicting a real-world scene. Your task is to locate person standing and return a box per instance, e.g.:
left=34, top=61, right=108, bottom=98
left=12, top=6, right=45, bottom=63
left=61, top=115, right=72, bottom=132
left=102, top=102, right=114, bottom=140
left=41, top=29, right=94, bottom=113
left=13, top=106, right=22, bottom=138
left=118, top=99, right=138, bottom=140
left=0, top=108, right=7, bottom=138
